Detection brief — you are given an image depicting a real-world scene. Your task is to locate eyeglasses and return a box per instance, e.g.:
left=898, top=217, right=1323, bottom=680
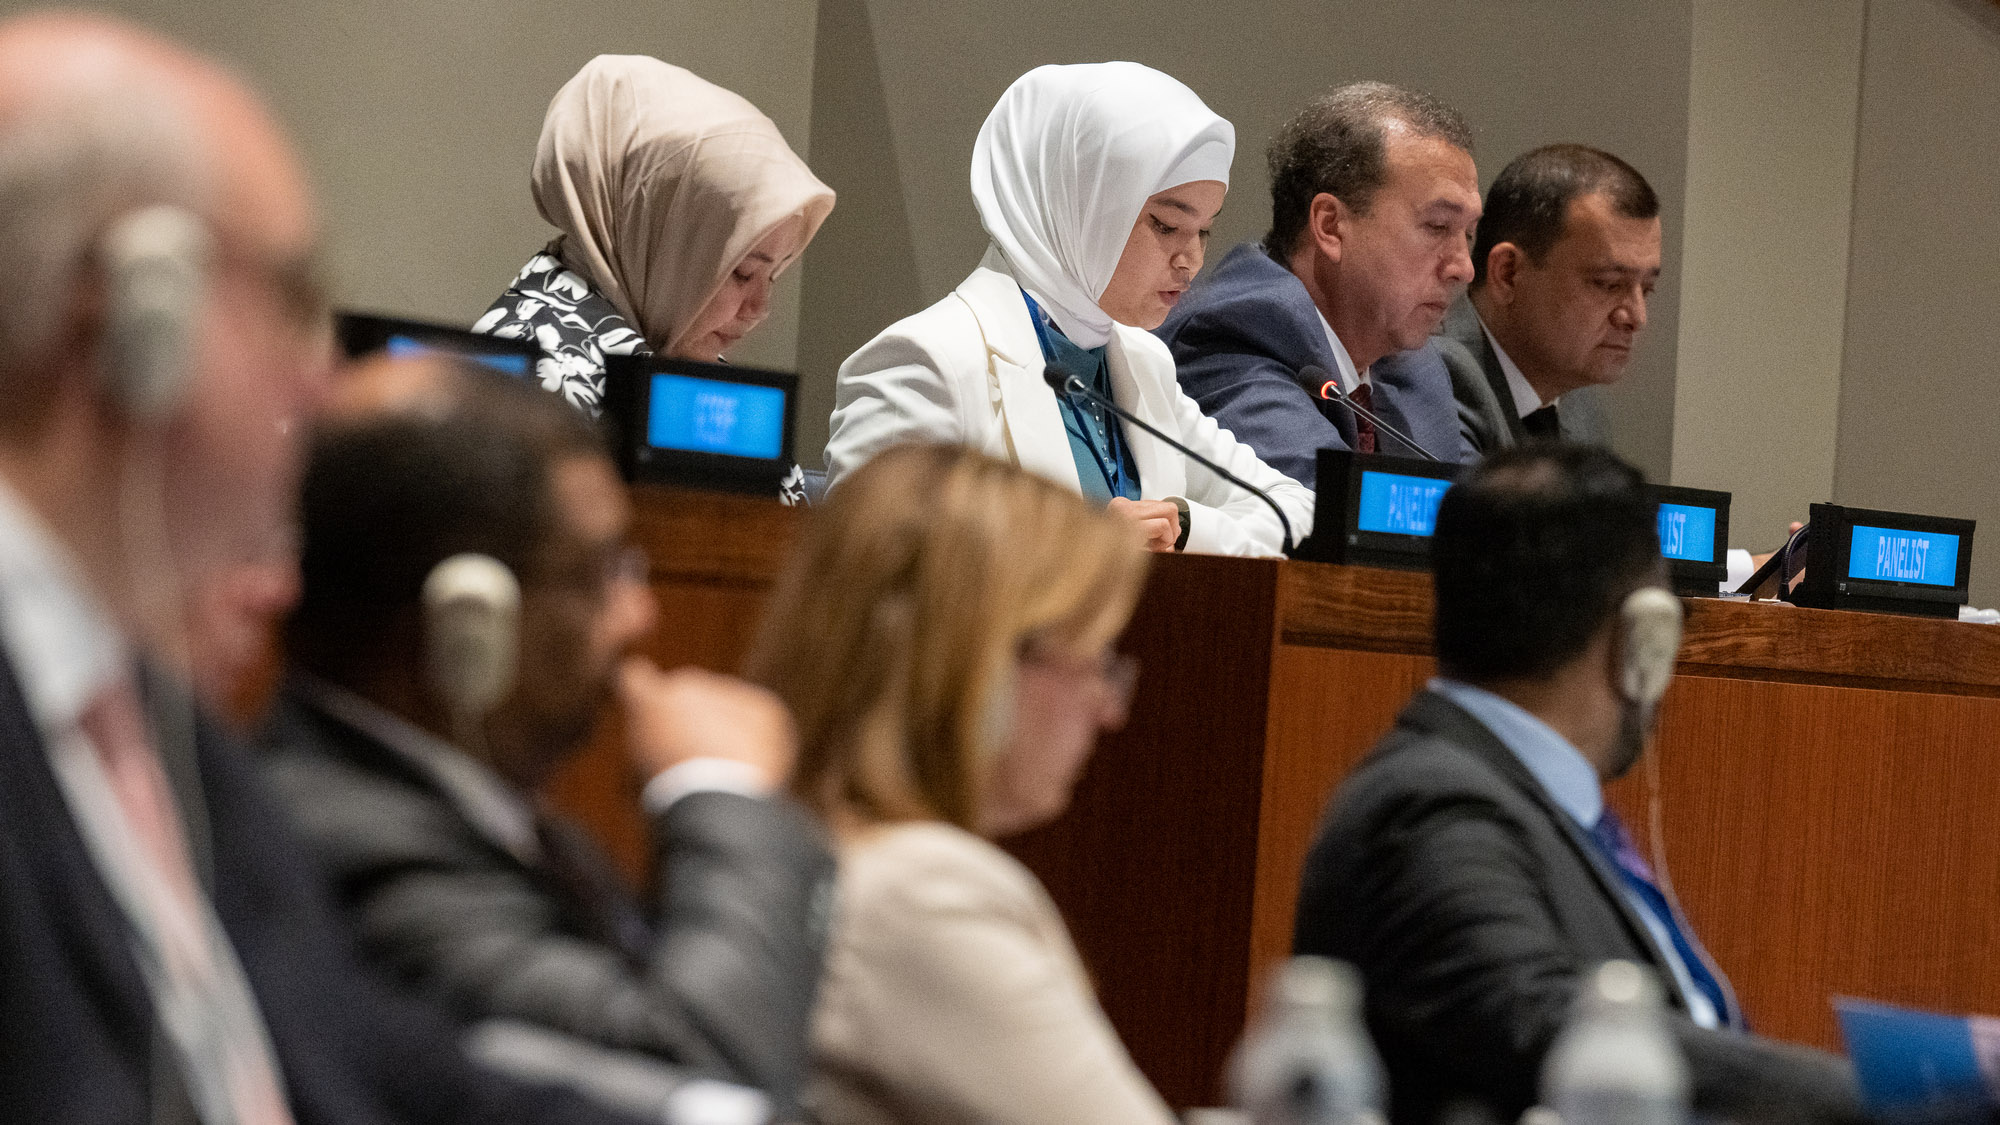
left=1019, top=639, right=1140, bottom=718
left=538, top=542, right=651, bottom=596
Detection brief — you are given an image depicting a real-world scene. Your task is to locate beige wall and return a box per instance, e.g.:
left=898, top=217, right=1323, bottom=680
left=46, top=0, right=822, bottom=373
left=39, top=0, right=2000, bottom=604
left=1672, top=0, right=1866, bottom=552
left=1834, top=0, right=2000, bottom=607
left=798, top=0, right=1694, bottom=475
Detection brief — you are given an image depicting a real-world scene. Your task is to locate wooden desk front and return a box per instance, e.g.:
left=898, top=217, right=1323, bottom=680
left=556, top=486, right=2000, bottom=1109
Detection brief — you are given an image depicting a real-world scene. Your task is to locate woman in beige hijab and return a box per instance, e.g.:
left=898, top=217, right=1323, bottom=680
left=476, top=54, right=834, bottom=416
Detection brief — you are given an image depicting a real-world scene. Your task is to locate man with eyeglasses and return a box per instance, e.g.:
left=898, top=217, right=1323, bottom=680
left=259, top=352, right=834, bottom=1123
left=0, top=12, right=711, bottom=1124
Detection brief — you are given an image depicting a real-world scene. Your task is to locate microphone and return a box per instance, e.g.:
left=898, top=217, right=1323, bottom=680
left=1042, top=365, right=1294, bottom=554
left=1298, top=365, right=1443, bottom=463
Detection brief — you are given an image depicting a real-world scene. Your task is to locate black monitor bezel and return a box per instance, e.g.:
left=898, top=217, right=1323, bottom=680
left=1801, top=503, right=1974, bottom=609
left=601, top=354, right=798, bottom=496
left=1303, top=448, right=1460, bottom=569
left=1649, top=483, right=1732, bottom=596
left=335, top=311, right=543, bottom=375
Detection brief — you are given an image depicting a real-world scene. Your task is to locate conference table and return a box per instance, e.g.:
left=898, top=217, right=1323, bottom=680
left=550, top=484, right=2000, bottom=1109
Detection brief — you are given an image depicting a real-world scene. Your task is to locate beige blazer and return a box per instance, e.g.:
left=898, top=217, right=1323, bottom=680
left=806, top=821, right=1175, bottom=1125
left=824, top=249, right=1314, bottom=557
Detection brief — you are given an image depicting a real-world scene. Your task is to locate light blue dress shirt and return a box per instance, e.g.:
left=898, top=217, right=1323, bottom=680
left=1427, top=678, right=1721, bottom=1029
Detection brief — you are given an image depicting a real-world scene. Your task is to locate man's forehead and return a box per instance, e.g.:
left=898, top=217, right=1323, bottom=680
left=1381, top=127, right=1480, bottom=208
left=0, top=14, right=318, bottom=257
left=549, top=454, right=629, bottom=544
left=1557, top=192, right=1662, bottom=265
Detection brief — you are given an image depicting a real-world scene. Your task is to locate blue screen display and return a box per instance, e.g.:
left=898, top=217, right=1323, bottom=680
left=384, top=333, right=530, bottom=376
left=1846, top=524, right=1960, bottom=587
left=1656, top=503, right=1717, bottom=563
left=647, top=373, right=787, bottom=460
left=1356, top=470, right=1449, bottom=537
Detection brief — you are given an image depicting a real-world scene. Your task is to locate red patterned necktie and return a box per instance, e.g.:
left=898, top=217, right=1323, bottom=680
left=80, top=678, right=296, bottom=1125
left=1348, top=381, right=1378, bottom=454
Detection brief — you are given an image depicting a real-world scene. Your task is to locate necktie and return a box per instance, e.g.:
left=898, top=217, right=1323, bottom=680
left=1523, top=403, right=1561, bottom=440
left=1348, top=381, right=1378, bottom=454
left=1589, top=809, right=1737, bottom=1029
left=80, top=678, right=296, bottom=1125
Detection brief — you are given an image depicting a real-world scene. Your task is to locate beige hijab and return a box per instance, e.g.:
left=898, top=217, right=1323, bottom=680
left=532, top=55, right=835, bottom=355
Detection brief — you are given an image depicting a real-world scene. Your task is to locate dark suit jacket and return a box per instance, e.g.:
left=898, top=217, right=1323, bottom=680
left=259, top=686, right=836, bottom=1116
left=1157, top=241, right=1470, bottom=487
left=0, top=652, right=645, bottom=1125
left=1294, top=689, right=1862, bottom=1125
left=1432, top=294, right=1611, bottom=455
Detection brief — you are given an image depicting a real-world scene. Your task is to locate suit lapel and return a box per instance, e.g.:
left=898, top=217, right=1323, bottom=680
left=1476, top=337, right=1531, bottom=448
left=1400, top=691, right=1696, bottom=1013
left=955, top=261, right=1082, bottom=492
left=0, top=649, right=158, bottom=1056
left=1103, top=327, right=1185, bottom=500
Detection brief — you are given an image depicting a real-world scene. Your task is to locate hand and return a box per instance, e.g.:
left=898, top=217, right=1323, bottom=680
left=1106, top=497, right=1180, bottom=553
left=617, top=658, right=796, bottom=785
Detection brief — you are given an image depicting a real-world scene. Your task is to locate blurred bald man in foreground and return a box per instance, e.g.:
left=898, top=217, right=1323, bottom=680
left=0, top=12, right=649, bottom=1123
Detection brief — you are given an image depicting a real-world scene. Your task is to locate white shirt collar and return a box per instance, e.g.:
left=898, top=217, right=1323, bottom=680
left=1475, top=311, right=1552, bottom=419
left=0, top=477, right=129, bottom=740
left=1314, top=309, right=1369, bottom=394
left=293, top=674, right=542, bottom=865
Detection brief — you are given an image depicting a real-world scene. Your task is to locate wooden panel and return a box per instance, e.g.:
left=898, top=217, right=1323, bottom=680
left=1252, top=645, right=1432, bottom=988
left=1609, top=676, right=2000, bottom=1051
left=1275, top=559, right=2000, bottom=696
left=1005, top=554, right=1279, bottom=1110
left=537, top=485, right=2000, bottom=1110
left=1277, top=560, right=1430, bottom=652
left=1674, top=598, right=2000, bottom=695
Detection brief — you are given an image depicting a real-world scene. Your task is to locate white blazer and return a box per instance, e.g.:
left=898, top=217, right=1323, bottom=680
left=806, top=822, right=1176, bottom=1125
left=824, top=250, right=1314, bottom=557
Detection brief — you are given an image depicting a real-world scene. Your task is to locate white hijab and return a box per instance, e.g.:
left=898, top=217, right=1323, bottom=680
left=532, top=55, right=835, bottom=355
left=970, top=62, right=1234, bottom=349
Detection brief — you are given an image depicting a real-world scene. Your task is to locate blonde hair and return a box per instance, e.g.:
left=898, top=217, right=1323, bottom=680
left=747, top=444, right=1149, bottom=832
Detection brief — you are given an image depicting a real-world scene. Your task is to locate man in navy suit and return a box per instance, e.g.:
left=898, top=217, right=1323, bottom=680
left=1158, top=82, right=1479, bottom=486
left=0, top=13, right=652, bottom=1124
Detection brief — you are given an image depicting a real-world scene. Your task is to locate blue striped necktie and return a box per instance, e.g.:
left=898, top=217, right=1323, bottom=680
left=1589, top=808, right=1739, bottom=1029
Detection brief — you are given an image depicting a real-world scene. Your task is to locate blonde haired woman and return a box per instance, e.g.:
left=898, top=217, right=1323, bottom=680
left=748, top=443, right=1175, bottom=1124
left=476, top=54, right=834, bottom=416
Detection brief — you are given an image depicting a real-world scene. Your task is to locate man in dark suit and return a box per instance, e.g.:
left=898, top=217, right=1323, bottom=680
left=0, top=13, right=647, bottom=1124
left=1157, top=82, right=1478, bottom=486
left=1294, top=445, right=1861, bottom=1125
left=258, top=354, right=835, bottom=1121
left=1436, top=145, right=1663, bottom=455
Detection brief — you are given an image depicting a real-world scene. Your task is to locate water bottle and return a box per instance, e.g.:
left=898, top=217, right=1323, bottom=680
left=1228, top=956, right=1386, bottom=1125
left=1539, top=960, right=1689, bottom=1125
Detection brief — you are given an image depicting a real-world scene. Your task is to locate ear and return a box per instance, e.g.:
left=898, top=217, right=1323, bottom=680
left=1484, top=242, right=1525, bottom=303
left=1307, top=192, right=1346, bottom=264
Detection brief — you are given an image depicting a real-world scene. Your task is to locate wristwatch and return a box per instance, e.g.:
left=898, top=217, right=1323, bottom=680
left=1172, top=496, right=1191, bottom=552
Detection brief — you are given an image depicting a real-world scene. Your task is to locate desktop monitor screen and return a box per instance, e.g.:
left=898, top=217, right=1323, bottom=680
left=384, top=332, right=530, bottom=376
left=1657, top=502, right=1718, bottom=564
left=337, top=312, right=541, bottom=377
left=1355, top=469, right=1449, bottom=538
left=1845, top=524, right=1961, bottom=588
left=646, top=373, right=788, bottom=460
left=601, top=354, right=798, bottom=496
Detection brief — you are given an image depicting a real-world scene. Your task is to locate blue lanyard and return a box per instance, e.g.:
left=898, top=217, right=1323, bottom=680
left=1019, top=290, right=1138, bottom=500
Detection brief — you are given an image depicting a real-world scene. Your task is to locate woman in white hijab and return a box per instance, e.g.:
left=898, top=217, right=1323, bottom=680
left=476, top=55, right=834, bottom=416
left=824, top=62, right=1312, bottom=556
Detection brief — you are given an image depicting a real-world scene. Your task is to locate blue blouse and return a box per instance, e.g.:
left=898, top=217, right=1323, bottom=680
left=1020, top=291, right=1141, bottom=504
